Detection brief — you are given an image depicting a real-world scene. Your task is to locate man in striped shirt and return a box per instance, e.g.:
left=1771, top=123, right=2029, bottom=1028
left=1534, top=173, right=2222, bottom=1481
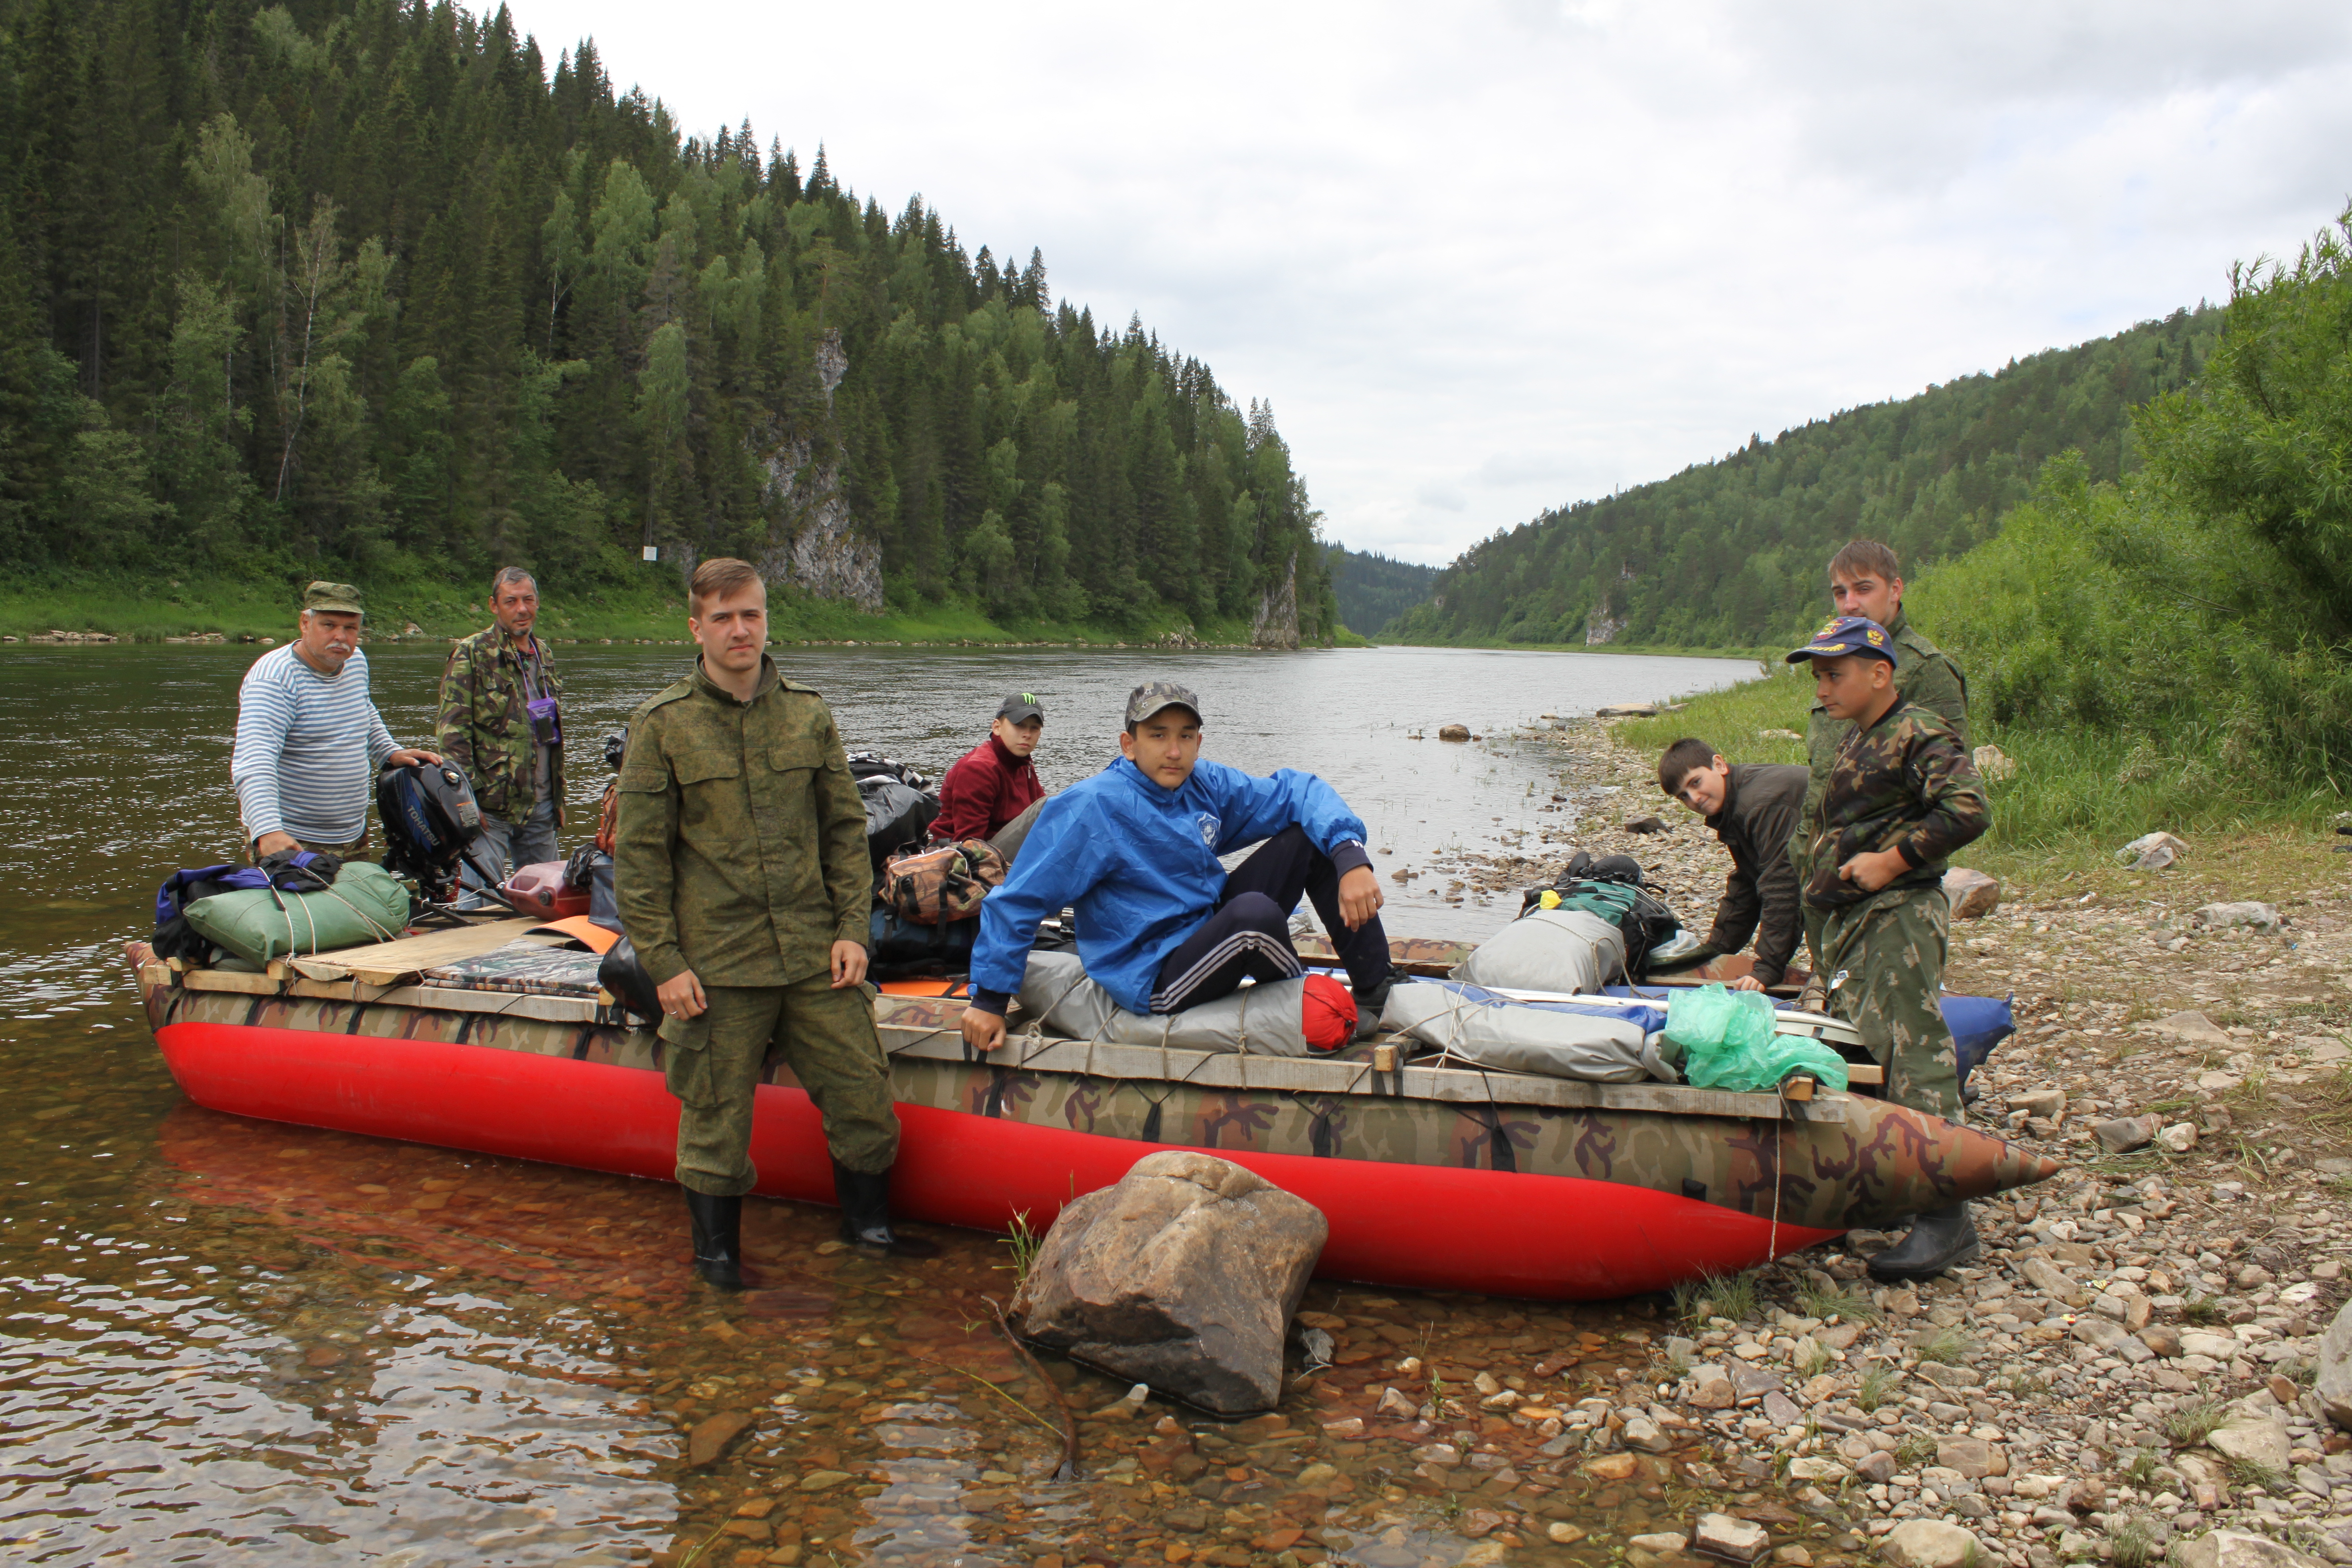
left=232, top=582, right=439, bottom=858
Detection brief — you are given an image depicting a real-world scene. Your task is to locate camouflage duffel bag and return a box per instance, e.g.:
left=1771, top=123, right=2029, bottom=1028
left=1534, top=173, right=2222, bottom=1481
left=882, top=840, right=1007, bottom=925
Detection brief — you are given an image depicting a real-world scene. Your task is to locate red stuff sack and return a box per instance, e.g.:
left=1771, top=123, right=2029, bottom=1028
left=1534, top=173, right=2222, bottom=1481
left=1300, top=974, right=1359, bottom=1053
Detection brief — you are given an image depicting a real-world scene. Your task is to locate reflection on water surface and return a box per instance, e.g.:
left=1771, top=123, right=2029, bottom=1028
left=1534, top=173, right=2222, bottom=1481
left=0, top=642, right=1753, bottom=1563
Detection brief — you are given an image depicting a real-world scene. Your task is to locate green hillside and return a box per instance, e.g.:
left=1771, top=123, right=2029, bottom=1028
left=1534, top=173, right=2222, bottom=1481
left=1625, top=211, right=2352, bottom=839
left=1386, top=308, right=2220, bottom=647
left=0, top=0, right=1338, bottom=644
left=1323, top=540, right=1437, bottom=637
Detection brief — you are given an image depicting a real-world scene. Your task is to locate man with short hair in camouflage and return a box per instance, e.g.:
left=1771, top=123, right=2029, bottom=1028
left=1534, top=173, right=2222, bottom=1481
left=1787, top=615, right=1989, bottom=1280
left=436, top=568, right=564, bottom=905
left=613, top=557, right=930, bottom=1291
left=1790, top=540, right=1967, bottom=997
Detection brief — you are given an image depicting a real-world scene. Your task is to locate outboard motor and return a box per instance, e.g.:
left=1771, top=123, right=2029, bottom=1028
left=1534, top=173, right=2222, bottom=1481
left=377, top=759, right=503, bottom=909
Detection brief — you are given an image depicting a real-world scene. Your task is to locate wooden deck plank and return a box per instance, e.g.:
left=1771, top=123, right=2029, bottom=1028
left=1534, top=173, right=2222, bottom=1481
left=180, top=967, right=288, bottom=996
left=289, top=919, right=544, bottom=986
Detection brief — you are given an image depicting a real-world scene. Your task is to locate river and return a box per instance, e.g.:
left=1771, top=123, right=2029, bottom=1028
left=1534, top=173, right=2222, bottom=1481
left=0, top=640, right=1750, bottom=1567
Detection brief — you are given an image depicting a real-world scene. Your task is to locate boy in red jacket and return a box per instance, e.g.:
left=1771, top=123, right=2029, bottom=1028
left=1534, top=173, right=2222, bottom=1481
left=934, top=693, right=1046, bottom=844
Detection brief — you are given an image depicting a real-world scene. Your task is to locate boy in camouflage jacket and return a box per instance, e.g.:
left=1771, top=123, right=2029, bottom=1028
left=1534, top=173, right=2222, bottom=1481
left=1788, top=614, right=1989, bottom=1281
left=1789, top=540, right=1968, bottom=988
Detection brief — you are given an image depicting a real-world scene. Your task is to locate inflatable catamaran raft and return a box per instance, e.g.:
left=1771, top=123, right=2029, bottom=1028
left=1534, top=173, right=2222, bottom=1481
left=125, top=921, right=2056, bottom=1301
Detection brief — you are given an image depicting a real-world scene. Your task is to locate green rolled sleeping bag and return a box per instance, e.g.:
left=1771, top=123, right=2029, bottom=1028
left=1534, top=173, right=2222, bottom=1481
left=183, top=861, right=413, bottom=965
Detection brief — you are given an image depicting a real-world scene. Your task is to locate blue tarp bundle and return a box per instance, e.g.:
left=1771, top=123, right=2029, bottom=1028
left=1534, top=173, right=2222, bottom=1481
left=1424, top=981, right=1669, bottom=1036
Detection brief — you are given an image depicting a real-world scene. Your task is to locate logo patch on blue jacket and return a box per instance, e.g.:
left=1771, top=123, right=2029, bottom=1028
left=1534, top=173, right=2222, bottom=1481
left=1196, top=813, right=1220, bottom=847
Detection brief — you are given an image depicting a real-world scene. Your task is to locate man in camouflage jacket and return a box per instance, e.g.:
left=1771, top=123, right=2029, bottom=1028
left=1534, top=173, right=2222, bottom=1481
left=612, top=557, right=930, bottom=1291
left=1788, top=615, right=1989, bottom=1282
left=436, top=569, right=564, bottom=903
left=1789, top=541, right=1967, bottom=983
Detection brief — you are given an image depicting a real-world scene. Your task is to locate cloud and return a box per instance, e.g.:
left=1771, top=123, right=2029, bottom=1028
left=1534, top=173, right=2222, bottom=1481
left=510, top=0, right=2352, bottom=566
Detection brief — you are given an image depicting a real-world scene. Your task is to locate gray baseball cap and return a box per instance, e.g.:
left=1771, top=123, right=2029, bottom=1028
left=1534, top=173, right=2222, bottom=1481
left=997, top=692, right=1046, bottom=725
left=1124, top=681, right=1203, bottom=727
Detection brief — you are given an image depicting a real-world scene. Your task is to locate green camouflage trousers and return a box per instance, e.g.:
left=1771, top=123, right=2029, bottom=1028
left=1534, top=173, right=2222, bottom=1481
left=659, top=975, right=901, bottom=1195
left=1793, top=836, right=1829, bottom=979
left=1819, top=883, right=1960, bottom=1122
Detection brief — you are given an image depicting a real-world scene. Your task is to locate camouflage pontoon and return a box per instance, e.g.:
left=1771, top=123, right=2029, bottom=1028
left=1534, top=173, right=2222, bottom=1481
left=124, top=922, right=2055, bottom=1300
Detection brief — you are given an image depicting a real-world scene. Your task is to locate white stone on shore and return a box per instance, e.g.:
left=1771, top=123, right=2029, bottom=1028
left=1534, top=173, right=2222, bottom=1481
left=2149, top=1010, right=2234, bottom=1046
left=2208, top=1406, right=2293, bottom=1471
left=2118, top=831, right=2188, bottom=870
left=2316, top=1299, right=2352, bottom=1432
left=2172, top=1530, right=2331, bottom=1568
left=1693, top=1512, right=1772, bottom=1563
left=2194, top=901, right=2284, bottom=933
left=1878, top=1519, right=1988, bottom=1568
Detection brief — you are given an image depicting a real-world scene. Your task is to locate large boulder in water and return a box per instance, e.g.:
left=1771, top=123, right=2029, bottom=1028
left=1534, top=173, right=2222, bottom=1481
left=1010, top=1151, right=1327, bottom=1416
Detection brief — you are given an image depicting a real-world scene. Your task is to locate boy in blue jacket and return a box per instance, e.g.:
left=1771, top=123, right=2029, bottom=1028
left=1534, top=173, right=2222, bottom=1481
left=959, top=681, right=1393, bottom=1053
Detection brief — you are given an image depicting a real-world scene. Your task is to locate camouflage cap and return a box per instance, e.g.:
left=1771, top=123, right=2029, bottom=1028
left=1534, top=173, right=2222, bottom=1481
left=1124, top=681, right=1203, bottom=727
left=302, top=581, right=365, bottom=616
left=1786, top=614, right=1894, bottom=666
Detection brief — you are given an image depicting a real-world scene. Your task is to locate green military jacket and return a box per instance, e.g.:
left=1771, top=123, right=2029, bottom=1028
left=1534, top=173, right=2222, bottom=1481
left=1795, top=609, right=1967, bottom=861
left=612, top=656, right=869, bottom=988
left=1802, top=699, right=1989, bottom=912
left=436, top=625, right=565, bottom=822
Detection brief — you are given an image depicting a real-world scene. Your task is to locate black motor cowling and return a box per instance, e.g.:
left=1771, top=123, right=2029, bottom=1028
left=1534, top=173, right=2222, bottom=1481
left=378, top=759, right=486, bottom=904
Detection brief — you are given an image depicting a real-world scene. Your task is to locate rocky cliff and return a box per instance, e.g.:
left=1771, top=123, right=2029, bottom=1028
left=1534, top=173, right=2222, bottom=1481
left=1251, top=554, right=1300, bottom=649
left=753, top=331, right=885, bottom=614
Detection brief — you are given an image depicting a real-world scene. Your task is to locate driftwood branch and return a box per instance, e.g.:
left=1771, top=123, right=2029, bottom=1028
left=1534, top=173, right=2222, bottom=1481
left=987, top=1297, right=1080, bottom=1481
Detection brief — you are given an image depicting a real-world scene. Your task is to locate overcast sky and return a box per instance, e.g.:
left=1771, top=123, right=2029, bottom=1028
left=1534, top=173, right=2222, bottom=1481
left=510, top=0, right=2352, bottom=567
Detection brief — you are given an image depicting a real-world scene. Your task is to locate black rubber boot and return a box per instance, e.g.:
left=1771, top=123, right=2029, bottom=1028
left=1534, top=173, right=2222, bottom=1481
left=1351, top=978, right=1396, bottom=1043
left=1866, top=1202, right=1980, bottom=1281
left=685, top=1189, right=745, bottom=1291
left=833, top=1161, right=939, bottom=1258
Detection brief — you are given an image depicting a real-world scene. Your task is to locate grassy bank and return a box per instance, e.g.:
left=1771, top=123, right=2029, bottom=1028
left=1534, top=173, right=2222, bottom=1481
left=1377, top=636, right=1779, bottom=661
left=0, top=569, right=1310, bottom=649
left=1615, top=663, right=2344, bottom=886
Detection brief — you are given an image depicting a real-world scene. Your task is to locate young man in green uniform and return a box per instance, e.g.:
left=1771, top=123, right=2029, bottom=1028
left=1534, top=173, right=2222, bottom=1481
left=1790, top=541, right=1967, bottom=1002
left=1787, top=616, right=1990, bottom=1280
left=437, top=567, right=564, bottom=906
left=613, top=557, right=931, bottom=1290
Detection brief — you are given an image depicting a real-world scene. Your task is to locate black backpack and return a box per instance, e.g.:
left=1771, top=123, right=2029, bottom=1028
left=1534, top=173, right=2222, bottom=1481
left=1518, top=850, right=1683, bottom=978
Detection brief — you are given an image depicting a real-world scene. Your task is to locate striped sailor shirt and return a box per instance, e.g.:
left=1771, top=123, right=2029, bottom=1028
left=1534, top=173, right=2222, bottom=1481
left=231, top=643, right=400, bottom=847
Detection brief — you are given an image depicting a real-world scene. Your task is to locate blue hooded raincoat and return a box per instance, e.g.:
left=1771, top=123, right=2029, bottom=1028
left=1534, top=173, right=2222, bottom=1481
left=968, top=755, right=1369, bottom=1016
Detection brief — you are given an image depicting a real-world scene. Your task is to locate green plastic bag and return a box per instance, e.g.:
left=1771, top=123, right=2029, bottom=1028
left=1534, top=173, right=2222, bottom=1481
left=1666, top=982, right=1850, bottom=1094
left=184, top=860, right=413, bottom=966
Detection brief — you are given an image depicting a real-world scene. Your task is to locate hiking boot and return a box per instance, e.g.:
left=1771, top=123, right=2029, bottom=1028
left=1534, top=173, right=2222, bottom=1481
left=1866, top=1202, right=1979, bottom=1281
left=833, top=1160, right=939, bottom=1258
left=685, top=1189, right=746, bottom=1291
left=1352, top=977, right=1396, bottom=1043
left=1796, top=978, right=1830, bottom=1015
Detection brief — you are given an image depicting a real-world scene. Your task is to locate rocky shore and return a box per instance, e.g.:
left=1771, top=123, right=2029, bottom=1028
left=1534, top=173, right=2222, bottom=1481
left=1356, top=716, right=2352, bottom=1568
left=637, top=714, right=2352, bottom=1568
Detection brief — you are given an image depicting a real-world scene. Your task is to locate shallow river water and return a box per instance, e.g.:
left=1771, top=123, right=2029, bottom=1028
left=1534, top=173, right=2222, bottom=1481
left=0, top=641, right=1755, bottom=1567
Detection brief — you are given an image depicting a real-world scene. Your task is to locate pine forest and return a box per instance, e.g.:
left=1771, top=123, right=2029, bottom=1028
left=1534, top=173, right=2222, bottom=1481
left=0, top=0, right=1340, bottom=642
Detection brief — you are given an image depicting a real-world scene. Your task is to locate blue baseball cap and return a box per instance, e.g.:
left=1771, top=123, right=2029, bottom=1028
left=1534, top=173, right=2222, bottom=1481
left=1786, top=615, right=1897, bottom=666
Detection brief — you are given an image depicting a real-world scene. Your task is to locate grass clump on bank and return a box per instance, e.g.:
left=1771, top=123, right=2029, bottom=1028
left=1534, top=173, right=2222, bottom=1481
left=0, top=564, right=1305, bottom=649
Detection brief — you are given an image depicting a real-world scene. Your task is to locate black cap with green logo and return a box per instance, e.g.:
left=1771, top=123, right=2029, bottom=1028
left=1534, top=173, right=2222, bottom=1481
left=997, top=692, right=1045, bottom=725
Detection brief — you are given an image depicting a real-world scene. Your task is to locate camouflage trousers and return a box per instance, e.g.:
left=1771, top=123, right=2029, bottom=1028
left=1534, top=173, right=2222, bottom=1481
left=659, top=974, right=902, bottom=1196
left=1792, top=835, right=1829, bottom=979
left=1819, top=883, right=1960, bottom=1122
